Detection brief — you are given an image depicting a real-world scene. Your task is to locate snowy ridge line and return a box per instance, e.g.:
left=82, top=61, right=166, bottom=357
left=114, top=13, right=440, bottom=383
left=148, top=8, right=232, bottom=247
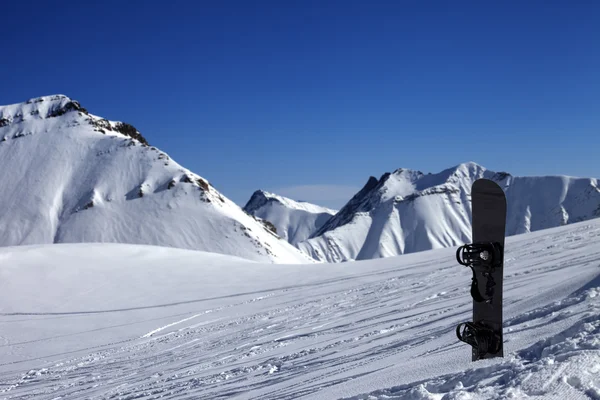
left=245, top=190, right=338, bottom=215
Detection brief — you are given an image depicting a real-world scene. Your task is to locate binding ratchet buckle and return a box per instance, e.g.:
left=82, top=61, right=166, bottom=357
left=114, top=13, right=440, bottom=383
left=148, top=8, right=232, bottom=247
left=456, top=242, right=503, bottom=268
left=456, top=242, right=503, bottom=303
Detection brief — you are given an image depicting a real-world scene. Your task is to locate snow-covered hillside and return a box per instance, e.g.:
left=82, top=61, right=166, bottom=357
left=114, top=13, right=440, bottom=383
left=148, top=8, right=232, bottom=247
left=298, top=162, right=600, bottom=262
left=244, top=190, right=337, bottom=246
left=1, top=219, right=599, bottom=399
left=0, top=95, right=311, bottom=263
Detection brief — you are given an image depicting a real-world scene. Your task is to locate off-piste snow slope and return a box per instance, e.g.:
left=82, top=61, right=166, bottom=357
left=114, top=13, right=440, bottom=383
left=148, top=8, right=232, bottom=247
left=1, top=218, right=599, bottom=399
left=0, top=95, right=311, bottom=263
left=244, top=190, right=337, bottom=246
left=298, top=162, right=600, bottom=262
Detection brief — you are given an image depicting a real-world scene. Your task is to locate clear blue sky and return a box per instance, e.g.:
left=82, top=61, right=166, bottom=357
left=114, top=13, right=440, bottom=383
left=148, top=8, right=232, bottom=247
left=1, top=1, right=598, bottom=208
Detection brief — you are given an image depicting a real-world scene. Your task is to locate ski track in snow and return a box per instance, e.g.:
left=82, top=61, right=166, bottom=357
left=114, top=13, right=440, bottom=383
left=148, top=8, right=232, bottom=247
left=1, top=221, right=600, bottom=399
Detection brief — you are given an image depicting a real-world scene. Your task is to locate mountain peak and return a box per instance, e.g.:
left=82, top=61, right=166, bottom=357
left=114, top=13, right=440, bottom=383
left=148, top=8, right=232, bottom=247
left=0, top=95, right=149, bottom=146
left=243, top=190, right=272, bottom=214
left=311, top=164, right=490, bottom=241
left=244, top=190, right=336, bottom=215
left=244, top=190, right=337, bottom=246
left=0, top=95, right=312, bottom=264
left=26, top=94, right=71, bottom=103
left=0, top=94, right=84, bottom=125
left=454, top=161, right=483, bottom=171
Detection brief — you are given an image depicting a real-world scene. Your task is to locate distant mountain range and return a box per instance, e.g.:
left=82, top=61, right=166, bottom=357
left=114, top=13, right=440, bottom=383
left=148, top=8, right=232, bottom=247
left=246, top=162, right=600, bottom=262
left=2, top=95, right=598, bottom=264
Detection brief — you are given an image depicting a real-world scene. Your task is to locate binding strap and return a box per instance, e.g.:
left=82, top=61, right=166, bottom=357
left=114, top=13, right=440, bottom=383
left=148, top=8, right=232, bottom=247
left=456, top=321, right=501, bottom=359
left=456, top=242, right=502, bottom=303
left=468, top=268, right=486, bottom=302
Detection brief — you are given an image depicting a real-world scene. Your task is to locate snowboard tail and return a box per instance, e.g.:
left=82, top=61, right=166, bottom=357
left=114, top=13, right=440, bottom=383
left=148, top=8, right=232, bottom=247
left=456, top=179, right=507, bottom=361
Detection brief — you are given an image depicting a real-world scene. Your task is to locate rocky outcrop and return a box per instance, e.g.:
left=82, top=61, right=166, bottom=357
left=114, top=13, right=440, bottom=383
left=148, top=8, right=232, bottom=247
left=47, top=99, right=88, bottom=118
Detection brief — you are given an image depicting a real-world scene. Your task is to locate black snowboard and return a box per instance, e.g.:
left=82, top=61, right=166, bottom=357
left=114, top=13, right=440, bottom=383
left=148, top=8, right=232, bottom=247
left=456, top=178, right=507, bottom=361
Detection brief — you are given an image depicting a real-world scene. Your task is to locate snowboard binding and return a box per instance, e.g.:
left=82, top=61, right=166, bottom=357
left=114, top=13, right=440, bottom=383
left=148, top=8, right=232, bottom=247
left=456, top=321, right=502, bottom=360
left=456, top=242, right=503, bottom=269
left=456, top=242, right=503, bottom=303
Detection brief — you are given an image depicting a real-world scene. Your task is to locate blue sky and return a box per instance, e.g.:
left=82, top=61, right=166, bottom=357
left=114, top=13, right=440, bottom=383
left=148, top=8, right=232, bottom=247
left=1, top=1, right=598, bottom=208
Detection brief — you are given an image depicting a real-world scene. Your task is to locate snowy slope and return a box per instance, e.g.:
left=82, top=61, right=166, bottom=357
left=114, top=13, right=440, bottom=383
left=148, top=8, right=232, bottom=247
left=1, top=219, right=599, bottom=399
left=244, top=190, right=337, bottom=246
left=0, top=95, right=312, bottom=263
left=298, top=162, right=600, bottom=262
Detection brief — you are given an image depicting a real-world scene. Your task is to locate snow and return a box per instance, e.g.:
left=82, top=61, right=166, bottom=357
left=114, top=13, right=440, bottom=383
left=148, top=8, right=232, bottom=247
left=244, top=190, right=337, bottom=246
left=1, top=219, right=599, bottom=399
left=299, top=162, right=600, bottom=262
left=245, top=190, right=337, bottom=216
left=0, top=95, right=312, bottom=264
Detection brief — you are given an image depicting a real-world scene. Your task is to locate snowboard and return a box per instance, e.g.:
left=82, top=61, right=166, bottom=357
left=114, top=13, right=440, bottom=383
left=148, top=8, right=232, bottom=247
left=456, top=178, right=507, bottom=361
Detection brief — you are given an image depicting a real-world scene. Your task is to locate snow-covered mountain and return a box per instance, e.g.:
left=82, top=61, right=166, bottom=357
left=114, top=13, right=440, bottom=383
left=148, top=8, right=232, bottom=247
left=0, top=95, right=312, bottom=263
left=243, top=190, right=337, bottom=246
left=298, top=162, right=600, bottom=262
